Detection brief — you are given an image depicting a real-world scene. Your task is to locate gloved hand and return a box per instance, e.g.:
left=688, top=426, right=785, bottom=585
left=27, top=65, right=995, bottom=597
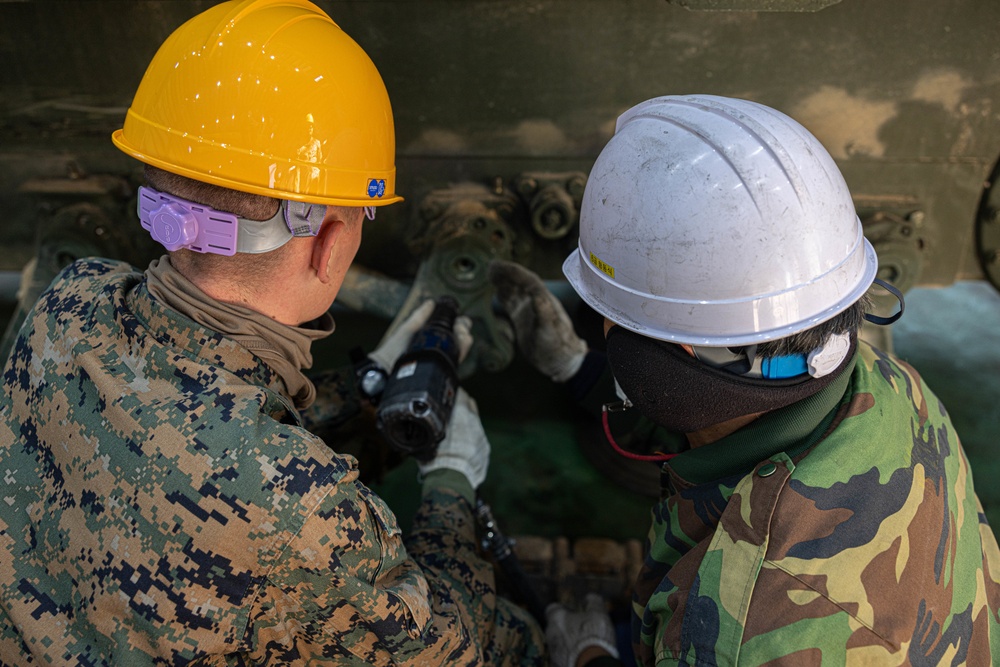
left=489, top=260, right=588, bottom=382
left=545, top=594, right=620, bottom=667
left=417, top=388, right=490, bottom=489
left=369, top=298, right=474, bottom=371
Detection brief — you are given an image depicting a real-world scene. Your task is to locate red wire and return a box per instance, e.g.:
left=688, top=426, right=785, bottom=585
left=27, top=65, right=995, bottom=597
left=601, top=408, right=678, bottom=462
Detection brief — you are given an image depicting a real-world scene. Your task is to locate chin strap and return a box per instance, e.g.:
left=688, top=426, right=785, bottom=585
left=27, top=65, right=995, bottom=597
left=864, top=277, right=905, bottom=326
left=601, top=402, right=678, bottom=462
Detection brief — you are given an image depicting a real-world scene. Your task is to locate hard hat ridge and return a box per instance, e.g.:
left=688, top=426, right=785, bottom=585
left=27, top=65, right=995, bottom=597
left=619, top=95, right=844, bottom=219
left=564, top=94, right=877, bottom=347
left=112, top=0, right=401, bottom=208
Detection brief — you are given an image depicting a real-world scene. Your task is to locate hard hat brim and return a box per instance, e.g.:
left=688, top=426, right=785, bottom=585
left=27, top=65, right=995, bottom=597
left=563, top=232, right=878, bottom=347
left=113, top=130, right=403, bottom=208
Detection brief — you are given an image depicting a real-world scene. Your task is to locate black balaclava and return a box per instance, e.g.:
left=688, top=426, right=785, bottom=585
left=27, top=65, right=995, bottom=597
left=605, top=326, right=856, bottom=433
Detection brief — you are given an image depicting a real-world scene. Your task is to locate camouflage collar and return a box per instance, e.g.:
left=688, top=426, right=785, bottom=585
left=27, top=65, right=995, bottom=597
left=126, top=278, right=290, bottom=405
left=144, top=257, right=333, bottom=410
left=666, top=352, right=858, bottom=485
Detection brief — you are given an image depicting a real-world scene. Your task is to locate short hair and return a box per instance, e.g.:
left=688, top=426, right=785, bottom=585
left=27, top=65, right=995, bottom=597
left=143, top=165, right=280, bottom=220
left=756, top=294, right=872, bottom=358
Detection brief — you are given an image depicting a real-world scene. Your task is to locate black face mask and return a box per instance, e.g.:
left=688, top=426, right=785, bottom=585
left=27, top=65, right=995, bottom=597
left=605, top=327, right=856, bottom=433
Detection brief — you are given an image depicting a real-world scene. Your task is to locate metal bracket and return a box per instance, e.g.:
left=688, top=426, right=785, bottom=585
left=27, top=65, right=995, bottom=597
left=344, top=172, right=588, bottom=377
left=857, top=200, right=926, bottom=297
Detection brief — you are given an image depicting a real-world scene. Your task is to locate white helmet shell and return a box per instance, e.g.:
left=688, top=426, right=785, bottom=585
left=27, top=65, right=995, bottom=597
left=564, top=95, right=877, bottom=347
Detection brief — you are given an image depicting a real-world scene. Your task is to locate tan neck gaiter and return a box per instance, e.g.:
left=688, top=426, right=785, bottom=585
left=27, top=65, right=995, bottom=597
left=145, top=256, right=334, bottom=409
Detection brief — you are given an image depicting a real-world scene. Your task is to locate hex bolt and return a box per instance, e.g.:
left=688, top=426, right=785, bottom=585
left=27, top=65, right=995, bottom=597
left=530, top=185, right=576, bottom=239
left=542, top=209, right=566, bottom=233
left=450, top=255, right=479, bottom=282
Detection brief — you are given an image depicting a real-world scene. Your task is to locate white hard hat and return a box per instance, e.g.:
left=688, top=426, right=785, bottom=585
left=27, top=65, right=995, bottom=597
left=563, top=95, right=877, bottom=347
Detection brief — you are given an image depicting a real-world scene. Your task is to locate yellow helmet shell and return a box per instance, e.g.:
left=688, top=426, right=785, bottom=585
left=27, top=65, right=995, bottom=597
left=112, top=0, right=401, bottom=207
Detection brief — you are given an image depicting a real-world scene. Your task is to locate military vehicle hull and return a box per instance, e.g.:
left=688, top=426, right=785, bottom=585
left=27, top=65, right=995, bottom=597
left=2, top=1, right=998, bottom=594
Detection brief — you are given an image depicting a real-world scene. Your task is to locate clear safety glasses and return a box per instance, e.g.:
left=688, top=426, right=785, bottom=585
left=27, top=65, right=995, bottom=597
left=284, top=201, right=376, bottom=237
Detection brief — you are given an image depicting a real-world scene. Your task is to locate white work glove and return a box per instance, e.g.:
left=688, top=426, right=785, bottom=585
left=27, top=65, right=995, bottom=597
left=545, top=594, right=620, bottom=667
left=417, top=388, right=490, bottom=489
left=489, top=260, right=587, bottom=383
left=369, top=298, right=473, bottom=371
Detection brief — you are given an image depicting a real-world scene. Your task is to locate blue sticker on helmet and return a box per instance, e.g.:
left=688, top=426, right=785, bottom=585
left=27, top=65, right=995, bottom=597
left=367, top=178, right=386, bottom=198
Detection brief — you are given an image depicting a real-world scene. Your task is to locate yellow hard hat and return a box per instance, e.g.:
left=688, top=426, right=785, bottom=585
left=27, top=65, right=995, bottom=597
left=112, top=0, right=401, bottom=207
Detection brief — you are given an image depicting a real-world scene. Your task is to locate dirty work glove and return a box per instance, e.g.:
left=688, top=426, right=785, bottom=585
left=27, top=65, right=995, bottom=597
left=369, top=298, right=473, bottom=371
left=545, top=594, right=620, bottom=667
left=489, top=260, right=587, bottom=382
left=417, top=388, right=490, bottom=489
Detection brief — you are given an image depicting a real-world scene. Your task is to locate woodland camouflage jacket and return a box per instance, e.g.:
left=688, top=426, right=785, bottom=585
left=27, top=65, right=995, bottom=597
left=632, top=342, right=1000, bottom=666
left=0, top=259, right=545, bottom=666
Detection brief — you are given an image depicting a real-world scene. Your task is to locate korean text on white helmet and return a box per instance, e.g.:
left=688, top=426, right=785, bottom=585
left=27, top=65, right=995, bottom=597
left=563, top=95, right=877, bottom=347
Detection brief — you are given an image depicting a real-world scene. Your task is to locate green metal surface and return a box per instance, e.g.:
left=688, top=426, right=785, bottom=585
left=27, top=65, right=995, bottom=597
left=0, top=0, right=998, bottom=544
left=2, top=0, right=1000, bottom=284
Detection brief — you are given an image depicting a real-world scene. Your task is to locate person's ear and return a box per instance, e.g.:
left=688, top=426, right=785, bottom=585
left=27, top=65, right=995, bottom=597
left=602, top=317, right=617, bottom=338
left=311, top=218, right=345, bottom=284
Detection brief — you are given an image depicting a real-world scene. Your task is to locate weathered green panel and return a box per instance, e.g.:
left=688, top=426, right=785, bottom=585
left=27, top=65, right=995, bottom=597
left=2, top=0, right=999, bottom=286
left=1, top=0, right=998, bottom=554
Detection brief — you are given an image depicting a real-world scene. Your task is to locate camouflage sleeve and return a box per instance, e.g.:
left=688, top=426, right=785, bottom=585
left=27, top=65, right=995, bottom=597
left=406, top=472, right=548, bottom=667
left=246, top=470, right=479, bottom=665
left=299, top=365, right=362, bottom=433
left=242, top=456, right=545, bottom=666
left=633, top=346, right=1000, bottom=665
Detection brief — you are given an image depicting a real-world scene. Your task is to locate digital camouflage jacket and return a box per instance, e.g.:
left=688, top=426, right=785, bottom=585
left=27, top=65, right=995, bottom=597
left=632, top=342, right=1000, bottom=666
left=0, top=259, right=545, bottom=666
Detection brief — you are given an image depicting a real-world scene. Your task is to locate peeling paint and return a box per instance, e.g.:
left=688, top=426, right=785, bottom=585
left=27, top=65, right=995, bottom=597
left=911, top=69, right=972, bottom=114
left=599, top=116, right=619, bottom=141
left=511, top=119, right=570, bottom=153
left=791, top=86, right=898, bottom=159
left=406, top=128, right=467, bottom=154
